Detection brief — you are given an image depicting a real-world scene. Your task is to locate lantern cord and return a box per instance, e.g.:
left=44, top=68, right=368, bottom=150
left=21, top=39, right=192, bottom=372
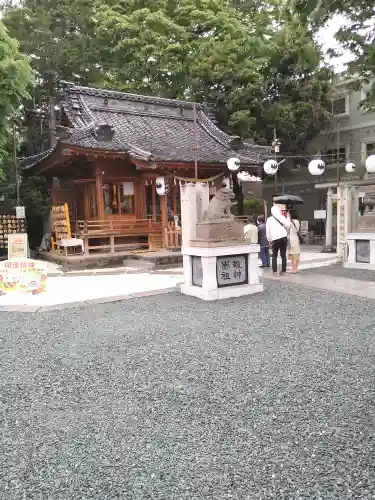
left=164, top=171, right=225, bottom=183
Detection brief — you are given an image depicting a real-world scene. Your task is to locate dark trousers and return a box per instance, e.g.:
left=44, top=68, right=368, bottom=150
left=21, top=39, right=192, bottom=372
left=260, top=246, right=270, bottom=267
left=272, top=237, right=288, bottom=273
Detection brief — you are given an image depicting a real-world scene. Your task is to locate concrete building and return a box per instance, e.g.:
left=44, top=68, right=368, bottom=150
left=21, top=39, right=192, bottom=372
left=261, top=74, right=375, bottom=239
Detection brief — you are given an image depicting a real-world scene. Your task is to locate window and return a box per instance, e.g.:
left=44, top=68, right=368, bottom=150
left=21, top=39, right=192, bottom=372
left=360, top=88, right=372, bottom=112
left=332, top=94, right=349, bottom=116
left=103, top=182, right=134, bottom=215
left=323, top=147, right=348, bottom=165
left=362, top=141, right=375, bottom=163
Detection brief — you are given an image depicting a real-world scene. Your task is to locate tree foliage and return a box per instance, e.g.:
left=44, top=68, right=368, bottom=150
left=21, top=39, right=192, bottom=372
left=295, top=0, right=375, bottom=104
left=0, top=20, right=33, bottom=168
left=96, top=0, right=333, bottom=151
left=250, top=11, right=334, bottom=153
left=2, top=0, right=103, bottom=95
left=2, top=0, right=333, bottom=155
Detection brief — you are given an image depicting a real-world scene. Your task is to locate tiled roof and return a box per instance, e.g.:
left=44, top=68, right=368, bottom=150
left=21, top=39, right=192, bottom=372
left=25, top=85, right=271, bottom=169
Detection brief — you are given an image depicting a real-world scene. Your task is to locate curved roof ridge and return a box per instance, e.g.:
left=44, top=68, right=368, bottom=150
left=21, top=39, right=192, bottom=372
left=198, top=111, right=232, bottom=149
left=198, top=110, right=270, bottom=154
left=69, top=85, right=205, bottom=110
left=88, top=106, right=193, bottom=121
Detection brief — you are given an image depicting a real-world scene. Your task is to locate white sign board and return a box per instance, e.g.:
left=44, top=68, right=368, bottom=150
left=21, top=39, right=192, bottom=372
left=16, top=206, right=26, bottom=219
left=122, top=182, right=134, bottom=196
left=314, top=210, right=327, bottom=220
left=0, top=258, right=47, bottom=294
left=8, top=233, right=28, bottom=259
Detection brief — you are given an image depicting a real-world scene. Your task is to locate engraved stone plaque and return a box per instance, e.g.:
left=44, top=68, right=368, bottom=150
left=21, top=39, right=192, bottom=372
left=216, top=255, right=248, bottom=287
left=356, top=240, right=370, bottom=263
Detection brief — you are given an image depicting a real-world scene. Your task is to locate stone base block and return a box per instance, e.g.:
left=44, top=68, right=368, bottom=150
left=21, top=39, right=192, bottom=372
left=181, top=244, right=262, bottom=301
left=190, top=238, right=246, bottom=248
left=195, top=220, right=244, bottom=242
left=346, top=231, right=375, bottom=268
left=180, top=283, right=263, bottom=301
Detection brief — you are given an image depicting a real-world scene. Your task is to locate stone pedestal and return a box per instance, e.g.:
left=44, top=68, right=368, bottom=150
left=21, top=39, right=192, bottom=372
left=344, top=231, right=375, bottom=270
left=180, top=183, right=263, bottom=301
left=195, top=219, right=243, bottom=243
left=181, top=245, right=263, bottom=301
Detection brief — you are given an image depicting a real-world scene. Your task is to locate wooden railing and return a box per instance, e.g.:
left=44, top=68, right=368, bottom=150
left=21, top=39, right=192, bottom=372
left=74, top=219, right=163, bottom=254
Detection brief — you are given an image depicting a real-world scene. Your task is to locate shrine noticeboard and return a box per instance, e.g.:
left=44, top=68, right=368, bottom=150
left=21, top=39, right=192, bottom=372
left=0, top=258, right=47, bottom=294
left=216, top=255, right=248, bottom=287
left=52, top=204, right=71, bottom=248
left=8, top=233, right=28, bottom=259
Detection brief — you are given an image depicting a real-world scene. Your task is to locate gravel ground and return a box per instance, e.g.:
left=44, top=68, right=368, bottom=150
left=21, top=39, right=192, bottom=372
left=303, top=264, right=375, bottom=282
left=1, top=283, right=375, bottom=499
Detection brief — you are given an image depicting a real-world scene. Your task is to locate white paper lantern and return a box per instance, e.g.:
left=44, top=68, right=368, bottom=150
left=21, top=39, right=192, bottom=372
left=345, top=162, right=356, bottom=173
left=365, top=155, right=375, bottom=173
left=227, top=157, right=240, bottom=171
left=308, top=159, right=325, bottom=176
left=155, top=176, right=168, bottom=195
left=263, top=159, right=278, bottom=176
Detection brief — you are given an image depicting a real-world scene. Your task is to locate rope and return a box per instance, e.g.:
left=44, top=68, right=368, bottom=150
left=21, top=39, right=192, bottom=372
left=165, top=171, right=225, bottom=183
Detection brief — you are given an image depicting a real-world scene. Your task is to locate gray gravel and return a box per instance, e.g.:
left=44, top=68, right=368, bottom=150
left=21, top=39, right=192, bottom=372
left=1, top=283, right=375, bottom=499
left=303, top=264, right=375, bottom=282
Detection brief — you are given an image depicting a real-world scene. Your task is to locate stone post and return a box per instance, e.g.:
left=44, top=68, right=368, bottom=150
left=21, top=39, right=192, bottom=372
left=351, top=186, right=359, bottom=231
left=195, top=183, right=209, bottom=222
left=322, top=187, right=336, bottom=253
left=180, top=183, right=198, bottom=248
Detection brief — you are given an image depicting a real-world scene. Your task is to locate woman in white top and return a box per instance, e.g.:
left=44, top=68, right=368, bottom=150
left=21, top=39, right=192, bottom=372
left=288, top=208, right=301, bottom=273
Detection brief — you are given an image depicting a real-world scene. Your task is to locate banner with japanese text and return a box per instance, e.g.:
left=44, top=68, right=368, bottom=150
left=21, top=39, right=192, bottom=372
left=0, top=258, right=47, bottom=294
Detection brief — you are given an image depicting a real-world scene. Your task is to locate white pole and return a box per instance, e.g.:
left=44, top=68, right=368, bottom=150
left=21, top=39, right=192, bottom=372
left=325, top=187, right=333, bottom=248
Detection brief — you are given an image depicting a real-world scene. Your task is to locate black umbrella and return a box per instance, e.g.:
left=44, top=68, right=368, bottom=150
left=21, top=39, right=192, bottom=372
left=273, top=194, right=303, bottom=205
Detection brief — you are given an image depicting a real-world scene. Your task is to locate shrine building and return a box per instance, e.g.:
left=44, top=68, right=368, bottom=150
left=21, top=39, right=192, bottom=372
left=23, top=85, right=270, bottom=254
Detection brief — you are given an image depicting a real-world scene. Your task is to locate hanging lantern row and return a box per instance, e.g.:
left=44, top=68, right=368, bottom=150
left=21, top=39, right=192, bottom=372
left=152, top=154, right=375, bottom=198
left=262, top=154, right=375, bottom=177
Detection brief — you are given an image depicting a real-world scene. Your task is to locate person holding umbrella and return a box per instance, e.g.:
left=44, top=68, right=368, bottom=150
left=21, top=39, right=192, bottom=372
left=269, top=193, right=303, bottom=275
left=266, top=203, right=291, bottom=275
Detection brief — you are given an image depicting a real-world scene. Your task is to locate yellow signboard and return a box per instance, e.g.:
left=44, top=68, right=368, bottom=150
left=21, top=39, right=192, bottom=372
left=0, top=258, right=47, bottom=294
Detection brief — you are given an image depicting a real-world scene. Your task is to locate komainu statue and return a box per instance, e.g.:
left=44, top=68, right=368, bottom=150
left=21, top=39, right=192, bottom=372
left=203, top=187, right=237, bottom=221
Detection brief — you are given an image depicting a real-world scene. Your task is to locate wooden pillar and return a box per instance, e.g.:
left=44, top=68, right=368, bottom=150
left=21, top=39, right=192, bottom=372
left=152, top=180, right=157, bottom=222
left=172, top=184, right=178, bottom=217
left=83, top=184, right=90, bottom=220
left=95, top=166, right=105, bottom=220
left=160, top=194, right=168, bottom=229
left=134, top=180, right=147, bottom=219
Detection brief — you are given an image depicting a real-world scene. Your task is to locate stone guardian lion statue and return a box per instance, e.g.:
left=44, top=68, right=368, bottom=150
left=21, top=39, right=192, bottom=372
left=203, top=187, right=237, bottom=221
